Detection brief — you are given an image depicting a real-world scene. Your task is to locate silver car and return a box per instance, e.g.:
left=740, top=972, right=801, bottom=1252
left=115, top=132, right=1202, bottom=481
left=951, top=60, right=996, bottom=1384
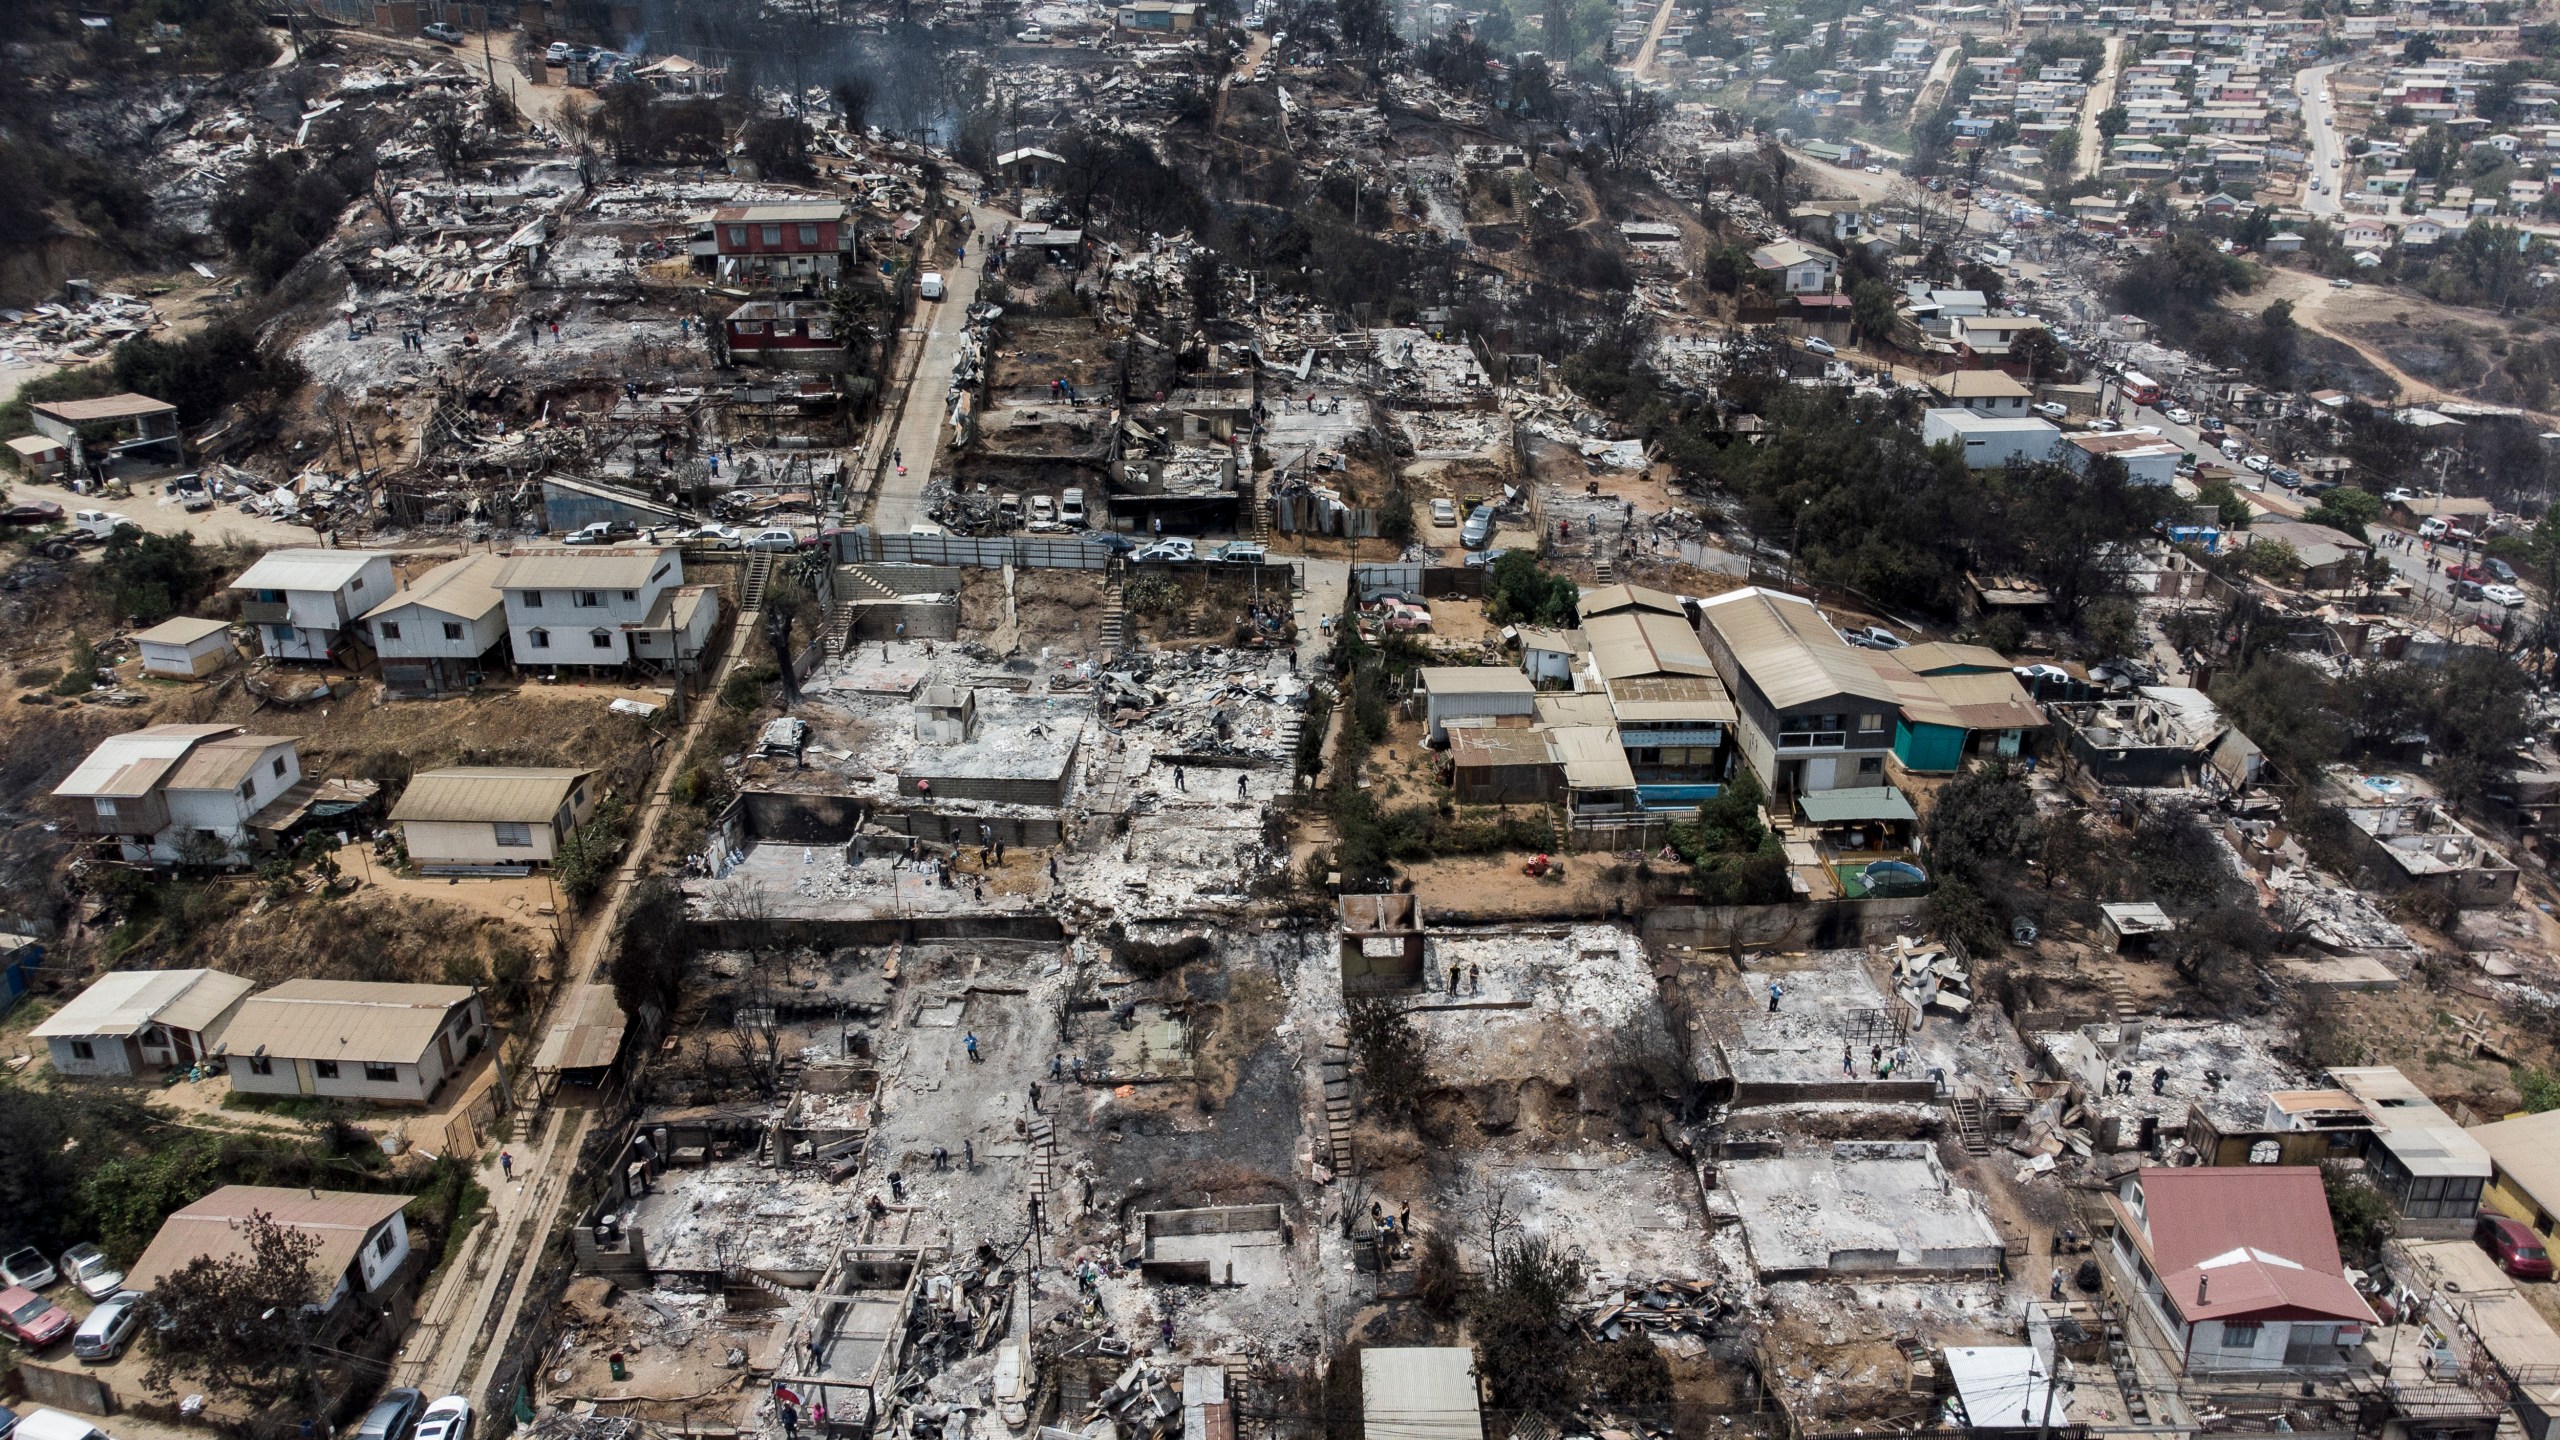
left=57, top=1246, right=121, bottom=1302
left=72, top=1292, right=141, bottom=1363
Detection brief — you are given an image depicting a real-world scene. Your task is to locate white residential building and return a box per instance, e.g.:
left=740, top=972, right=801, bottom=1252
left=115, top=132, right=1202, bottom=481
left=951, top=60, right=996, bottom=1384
left=493, top=546, right=719, bottom=671
left=228, top=550, right=397, bottom=663
left=52, top=723, right=305, bottom=864
left=220, top=980, right=490, bottom=1106
left=363, top=553, right=509, bottom=694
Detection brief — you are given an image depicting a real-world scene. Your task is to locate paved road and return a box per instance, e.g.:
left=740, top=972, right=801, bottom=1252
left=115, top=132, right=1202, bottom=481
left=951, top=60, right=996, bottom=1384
left=2298, top=63, right=2346, bottom=219
left=869, top=206, right=1004, bottom=534
left=2074, top=38, right=2125, bottom=180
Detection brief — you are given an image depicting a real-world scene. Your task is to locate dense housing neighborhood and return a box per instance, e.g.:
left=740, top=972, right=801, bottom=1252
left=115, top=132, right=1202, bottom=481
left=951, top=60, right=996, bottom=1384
left=10, top=1, right=2560, bottom=1440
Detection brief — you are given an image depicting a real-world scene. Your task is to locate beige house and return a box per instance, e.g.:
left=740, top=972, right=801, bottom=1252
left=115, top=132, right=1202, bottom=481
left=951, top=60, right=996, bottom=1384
left=30, top=968, right=253, bottom=1077
left=221, top=980, right=489, bottom=1106
left=132, top=617, right=236, bottom=679
left=389, top=766, right=599, bottom=868
left=126, top=1186, right=414, bottom=1312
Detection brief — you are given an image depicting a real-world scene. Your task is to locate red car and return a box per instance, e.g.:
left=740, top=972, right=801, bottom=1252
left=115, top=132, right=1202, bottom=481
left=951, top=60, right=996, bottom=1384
left=2476, top=1214, right=2554, bottom=1281
left=0, top=1285, right=71, bottom=1348
left=2447, top=563, right=2489, bottom=583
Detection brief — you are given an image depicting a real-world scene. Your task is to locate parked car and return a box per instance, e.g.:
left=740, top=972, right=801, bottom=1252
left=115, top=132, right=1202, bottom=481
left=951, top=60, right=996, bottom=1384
left=1059, top=488, right=1086, bottom=526
left=0, top=1249, right=57, bottom=1292
left=2272, top=468, right=2303, bottom=490
left=744, top=528, right=799, bottom=551
left=679, top=524, right=744, bottom=549
left=355, top=1390, right=427, bottom=1440
left=1460, top=503, right=1496, bottom=549
left=414, top=1397, right=474, bottom=1440
left=1134, top=538, right=1195, bottom=563
left=2030, top=402, right=2068, bottom=421
left=1027, top=495, right=1058, bottom=527
left=2483, top=583, right=2529, bottom=609
left=1083, top=532, right=1139, bottom=554
left=0, top=500, right=65, bottom=525
left=423, top=22, right=464, bottom=43
left=2332, top=277, right=2353, bottom=289
left=1429, top=496, right=1457, bottom=526
left=71, top=510, right=137, bottom=541
left=2453, top=579, right=2487, bottom=602
left=918, top=271, right=946, bottom=301
left=56, top=1246, right=120, bottom=1302
left=71, top=1292, right=141, bottom=1363
left=0, top=1402, right=19, bottom=1440
left=2485, top=558, right=2519, bottom=584
left=2448, top=562, right=2489, bottom=583
left=1213, top=542, right=1267, bottom=564
left=11, top=1411, right=103, bottom=1440
left=2164, top=406, right=2193, bottom=425
left=2243, top=454, right=2272, bottom=473
left=2475, top=1213, right=2555, bottom=1280
left=545, top=41, right=573, bottom=63
left=1802, top=337, right=1837, bottom=357
left=0, top=1287, right=70, bottom=1349
left=1840, top=625, right=1906, bottom=651
left=2200, top=416, right=2225, bottom=434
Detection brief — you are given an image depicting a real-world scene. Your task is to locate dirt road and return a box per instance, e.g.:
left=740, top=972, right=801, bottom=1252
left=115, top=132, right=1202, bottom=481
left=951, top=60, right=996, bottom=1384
left=2230, top=267, right=2546, bottom=419
left=2074, top=38, right=2124, bottom=180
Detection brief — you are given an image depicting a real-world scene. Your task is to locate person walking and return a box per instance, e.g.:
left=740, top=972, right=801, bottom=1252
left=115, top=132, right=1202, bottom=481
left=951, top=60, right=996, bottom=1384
left=1449, top=963, right=1461, bottom=993
left=1768, top=981, right=1784, bottom=1013
left=1173, top=765, right=1186, bottom=792
left=964, top=1032, right=982, bottom=1063
left=781, top=1403, right=800, bottom=1440
left=888, top=1171, right=906, bottom=1201
left=1237, top=773, right=1248, bottom=799
left=1029, top=1082, right=1043, bottom=1111
left=501, top=1150, right=515, bottom=1181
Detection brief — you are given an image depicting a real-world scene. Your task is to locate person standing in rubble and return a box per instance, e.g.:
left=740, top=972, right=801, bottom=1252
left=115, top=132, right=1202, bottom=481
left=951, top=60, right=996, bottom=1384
left=1769, top=981, right=1784, bottom=1013
left=965, top=1032, right=982, bottom=1062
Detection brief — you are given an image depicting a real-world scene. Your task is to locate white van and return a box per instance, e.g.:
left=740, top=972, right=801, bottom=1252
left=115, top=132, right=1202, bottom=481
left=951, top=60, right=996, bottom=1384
left=18, top=1409, right=112, bottom=1440
left=918, top=271, right=946, bottom=301
left=1059, top=487, right=1086, bottom=526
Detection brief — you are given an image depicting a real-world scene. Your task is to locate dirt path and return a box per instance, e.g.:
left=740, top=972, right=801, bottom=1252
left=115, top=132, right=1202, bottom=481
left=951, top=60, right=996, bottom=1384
left=2073, top=38, right=2124, bottom=180
left=2234, top=267, right=2560, bottom=425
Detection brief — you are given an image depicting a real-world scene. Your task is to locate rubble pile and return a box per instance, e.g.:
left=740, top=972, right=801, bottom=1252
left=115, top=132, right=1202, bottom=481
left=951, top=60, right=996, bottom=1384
left=0, top=290, right=164, bottom=367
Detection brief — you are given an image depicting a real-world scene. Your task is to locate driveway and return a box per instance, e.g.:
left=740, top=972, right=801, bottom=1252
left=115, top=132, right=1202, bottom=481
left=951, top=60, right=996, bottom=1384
left=10, top=478, right=321, bottom=549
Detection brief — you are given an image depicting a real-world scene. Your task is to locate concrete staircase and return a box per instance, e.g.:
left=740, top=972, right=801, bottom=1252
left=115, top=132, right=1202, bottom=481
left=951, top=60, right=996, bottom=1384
left=1248, top=468, right=1272, bottom=543
left=1593, top=554, right=1616, bottom=585
left=741, top=552, right=775, bottom=616
left=2101, top=970, right=2133, bottom=1024
left=825, top=566, right=904, bottom=658
left=1319, top=1038, right=1355, bottom=1178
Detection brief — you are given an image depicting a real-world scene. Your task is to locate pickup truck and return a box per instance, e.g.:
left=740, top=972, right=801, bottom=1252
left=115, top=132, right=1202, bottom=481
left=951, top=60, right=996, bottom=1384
left=562, top=521, right=638, bottom=545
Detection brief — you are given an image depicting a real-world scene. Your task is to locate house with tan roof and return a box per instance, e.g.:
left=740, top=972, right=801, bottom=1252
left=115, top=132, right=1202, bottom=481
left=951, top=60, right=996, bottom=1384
left=126, top=1186, right=414, bottom=1314
left=1696, top=587, right=1900, bottom=800
left=220, top=980, right=489, bottom=1106
left=30, top=968, right=253, bottom=1076
left=363, top=553, right=509, bottom=695
left=493, top=545, right=718, bottom=672
left=390, top=766, right=599, bottom=869
left=52, top=723, right=306, bottom=864
left=227, top=549, right=397, bottom=664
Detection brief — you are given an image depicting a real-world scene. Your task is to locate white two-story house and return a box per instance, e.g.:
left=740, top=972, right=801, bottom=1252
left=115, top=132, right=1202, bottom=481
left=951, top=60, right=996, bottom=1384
left=362, top=553, right=509, bottom=695
left=52, top=723, right=305, bottom=864
left=493, top=546, right=719, bottom=673
left=228, top=550, right=397, bottom=663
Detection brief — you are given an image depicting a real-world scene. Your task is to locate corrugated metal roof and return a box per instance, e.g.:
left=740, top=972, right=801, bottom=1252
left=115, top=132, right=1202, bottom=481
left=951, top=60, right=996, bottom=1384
left=1699, top=588, right=1899, bottom=710
left=363, top=552, right=508, bottom=623
left=1448, top=726, right=1552, bottom=768
left=165, top=735, right=292, bottom=793
left=1929, top=370, right=2032, bottom=398
left=219, top=980, right=476, bottom=1065
left=1360, top=1349, right=1483, bottom=1440
left=1921, top=670, right=2045, bottom=731
left=32, top=393, right=175, bottom=422
left=1585, top=611, right=1717, bottom=682
left=1577, top=582, right=1686, bottom=618
left=1417, top=668, right=1534, bottom=697
left=30, top=968, right=253, bottom=1040
left=2470, top=1109, right=2560, bottom=1212
left=1603, top=674, right=1735, bottom=724
left=1896, top=641, right=2011, bottom=675
left=1797, top=786, right=1918, bottom=823
left=54, top=724, right=245, bottom=799
left=228, top=549, right=389, bottom=593
left=492, top=546, right=679, bottom=591
left=1546, top=725, right=1635, bottom=790
left=390, top=767, right=592, bottom=825
left=126, top=1185, right=413, bottom=1296
left=532, top=981, right=627, bottom=1072
left=1532, top=693, right=1617, bottom=727
left=132, top=616, right=231, bottom=646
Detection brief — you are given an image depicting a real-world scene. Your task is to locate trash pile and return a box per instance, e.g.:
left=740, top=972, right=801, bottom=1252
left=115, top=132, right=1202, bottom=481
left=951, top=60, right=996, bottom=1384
left=1581, top=1276, right=1739, bottom=1340
left=1890, top=936, right=1973, bottom=1018
left=0, top=289, right=163, bottom=367
left=1097, top=648, right=1304, bottom=762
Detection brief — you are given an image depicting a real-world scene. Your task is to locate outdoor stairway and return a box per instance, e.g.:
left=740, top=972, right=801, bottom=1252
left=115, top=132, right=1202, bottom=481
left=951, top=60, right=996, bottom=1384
left=1319, top=1038, right=1355, bottom=1178
left=1949, top=1094, right=1990, bottom=1155
left=2102, top=1309, right=2153, bottom=1425
left=825, top=567, right=905, bottom=659
left=1026, top=1113, right=1060, bottom=1212
left=1593, top=555, right=1616, bottom=585
left=741, top=551, right=775, bottom=615
left=2102, top=970, right=2133, bottom=1023
left=1249, top=470, right=1272, bottom=542
left=1100, top=567, right=1129, bottom=654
